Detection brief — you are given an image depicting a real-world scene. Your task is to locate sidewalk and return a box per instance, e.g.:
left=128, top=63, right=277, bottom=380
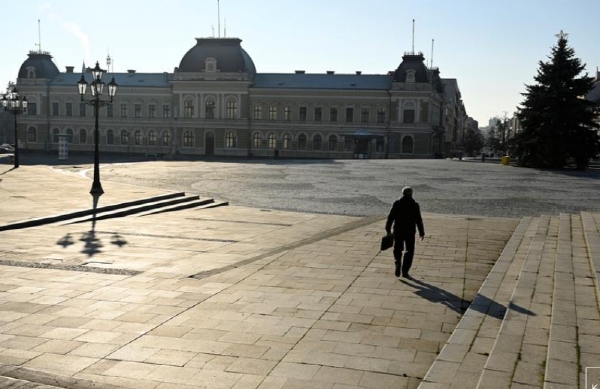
left=0, top=165, right=519, bottom=389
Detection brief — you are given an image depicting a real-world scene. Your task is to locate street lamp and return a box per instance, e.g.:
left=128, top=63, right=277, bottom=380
left=77, top=61, right=118, bottom=195
left=1, top=85, right=28, bottom=168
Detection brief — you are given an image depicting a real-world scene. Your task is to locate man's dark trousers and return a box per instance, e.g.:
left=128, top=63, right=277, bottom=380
left=393, top=233, right=415, bottom=275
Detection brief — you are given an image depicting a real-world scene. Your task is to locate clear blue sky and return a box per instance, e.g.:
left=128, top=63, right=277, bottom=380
left=2, top=0, right=599, bottom=126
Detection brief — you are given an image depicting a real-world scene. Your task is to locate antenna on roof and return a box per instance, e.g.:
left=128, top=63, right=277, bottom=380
left=106, top=48, right=112, bottom=73
left=412, top=19, right=415, bottom=54
left=82, top=60, right=86, bottom=74
left=211, top=25, right=215, bottom=38
left=224, top=18, right=227, bottom=37
left=217, top=0, right=221, bottom=38
left=35, top=19, right=42, bottom=53
left=430, top=39, right=434, bottom=69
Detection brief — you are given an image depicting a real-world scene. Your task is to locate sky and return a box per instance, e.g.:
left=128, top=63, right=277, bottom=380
left=2, top=0, right=599, bottom=126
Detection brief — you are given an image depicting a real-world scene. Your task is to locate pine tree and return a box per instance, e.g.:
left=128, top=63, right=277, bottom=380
left=513, top=31, right=600, bottom=169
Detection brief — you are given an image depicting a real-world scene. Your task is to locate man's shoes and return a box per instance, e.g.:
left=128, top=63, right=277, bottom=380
left=402, top=272, right=410, bottom=279
left=394, top=265, right=401, bottom=277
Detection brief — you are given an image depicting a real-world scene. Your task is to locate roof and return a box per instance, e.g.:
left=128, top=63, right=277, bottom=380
left=587, top=80, right=600, bottom=103
left=178, top=38, right=256, bottom=75
left=18, top=52, right=60, bottom=79
left=393, top=53, right=430, bottom=83
left=50, top=72, right=171, bottom=88
left=252, top=73, right=393, bottom=90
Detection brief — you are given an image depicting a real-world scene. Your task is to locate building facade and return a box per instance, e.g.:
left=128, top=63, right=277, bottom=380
left=12, top=38, right=468, bottom=159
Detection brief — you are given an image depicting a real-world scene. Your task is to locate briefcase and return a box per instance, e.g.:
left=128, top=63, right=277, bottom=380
left=380, top=234, right=394, bottom=251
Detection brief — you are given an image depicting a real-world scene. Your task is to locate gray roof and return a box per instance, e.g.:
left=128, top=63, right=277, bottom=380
left=179, top=38, right=256, bottom=75
left=50, top=72, right=171, bottom=88
left=393, top=53, right=430, bottom=83
left=587, top=81, right=600, bottom=103
left=18, top=52, right=60, bottom=79
left=252, top=73, right=392, bottom=90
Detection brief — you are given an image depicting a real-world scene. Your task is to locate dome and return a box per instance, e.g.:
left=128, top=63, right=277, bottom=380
left=178, top=38, right=256, bottom=75
left=18, top=51, right=60, bottom=80
left=392, top=53, right=430, bottom=83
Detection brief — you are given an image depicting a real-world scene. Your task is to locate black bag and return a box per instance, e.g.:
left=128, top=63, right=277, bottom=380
left=380, top=234, right=394, bottom=251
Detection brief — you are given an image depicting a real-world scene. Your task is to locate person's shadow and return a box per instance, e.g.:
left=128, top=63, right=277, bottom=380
left=400, top=276, right=535, bottom=318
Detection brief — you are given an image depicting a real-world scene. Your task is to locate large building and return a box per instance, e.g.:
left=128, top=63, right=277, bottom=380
left=11, top=37, right=469, bottom=159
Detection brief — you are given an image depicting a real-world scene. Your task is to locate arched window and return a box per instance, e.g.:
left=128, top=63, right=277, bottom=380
left=328, top=135, right=338, bottom=151
left=134, top=130, right=142, bottom=146
left=253, top=133, right=262, bottom=148
left=226, top=99, right=237, bottom=119
left=403, top=101, right=416, bottom=124
left=148, top=130, right=157, bottom=146
left=52, top=128, right=60, bottom=143
left=27, top=127, right=37, bottom=142
left=205, top=100, right=215, bottom=119
left=298, top=134, right=307, bottom=150
left=402, top=136, right=414, bottom=153
left=163, top=130, right=171, bottom=146
left=121, top=130, right=129, bottom=145
left=66, top=129, right=74, bottom=143
left=268, top=133, right=277, bottom=149
left=79, top=129, right=87, bottom=144
left=313, top=134, right=322, bottom=151
left=184, top=99, right=195, bottom=118
left=283, top=134, right=292, bottom=149
left=225, top=132, right=237, bottom=148
left=107, top=130, right=115, bottom=145
left=183, top=131, right=194, bottom=147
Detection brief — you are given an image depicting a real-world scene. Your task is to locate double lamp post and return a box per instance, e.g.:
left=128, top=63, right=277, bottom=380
left=78, top=62, right=118, bottom=195
left=1, top=86, right=28, bottom=168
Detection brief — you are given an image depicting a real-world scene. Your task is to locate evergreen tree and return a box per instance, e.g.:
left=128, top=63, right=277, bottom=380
left=513, top=31, right=600, bottom=169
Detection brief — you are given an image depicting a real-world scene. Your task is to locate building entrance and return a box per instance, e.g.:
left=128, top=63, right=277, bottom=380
left=206, top=132, right=214, bottom=156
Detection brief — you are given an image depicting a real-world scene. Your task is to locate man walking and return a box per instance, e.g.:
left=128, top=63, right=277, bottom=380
left=385, top=186, right=425, bottom=278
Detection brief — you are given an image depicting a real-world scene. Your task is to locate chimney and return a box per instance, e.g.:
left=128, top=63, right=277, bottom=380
left=127, top=69, right=136, bottom=74
left=295, top=70, right=305, bottom=74
left=326, top=70, right=334, bottom=75
left=65, top=66, right=74, bottom=73
left=355, top=71, right=362, bottom=75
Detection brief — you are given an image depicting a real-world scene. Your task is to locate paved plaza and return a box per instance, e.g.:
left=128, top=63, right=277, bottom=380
left=0, top=158, right=599, bottom=389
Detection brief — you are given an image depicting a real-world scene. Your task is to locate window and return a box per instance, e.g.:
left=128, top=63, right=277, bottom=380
left=107, top=130, right=114, bottom=145
left=269, top=106, right=277, bottom=121
left=253, top=105, right=262, bottom=120
left=268, top=133, right=277, bottom=149
left=79, top=102, right=86, bottom=117
left=27, top=127, right=36, bottom=142
left=66, top=129, right=73, bottom=142
left=330, top=107, right=338, bottom=123
left=314, top=107, right=322, bottom=122
left=283, top=134, right=291, bottom=149
left=163, top=104, right=170, bottom=118
left=253, top=133, right=262, bottom=148
left=225, top=132, right=237, bottom=148
left=376, top=137, right=384, bottom=152
left=27, top=103, right=37, bottom=116
left=345, top=107, right=354, bottom=122
left=66, top=103, right=73, bottom=117
left=403, top=102, right=415, bottom=124
left=134, top=130, right=142, bottom=145
left=377, top=108, right=386, bottom=123
left=298, top=134, right=307, bottom=150
left=205, top=57, right=217, bottom=72
left=361, top=107, right=369, bottom=123
left=107, top=104, right=113, bottom=117
left=162, top=130, right=171, bottom=146
left=402, top=136, right=414, bottom=153
left=226, top=100, right=237, bottom=119
left=134, top=104, right=142, bottom=118
left=121, top=130, right=129, bottom=145
left=52, top=102, right=59, bottom=116
left=205, top=101, right=215, bottom=119
left=313, top=134, right=322, bottom=151
left=80, top=129, right=87, bottom=144
left=148, top=130, right=156, bottom=146
left=184, top=100, right=194, bottom=118
left=183, top=131, right=194, bottom=147
left=121, top=104, right=128, bottom=118
left=284, top=106, right=291, bottom=121
left=149, top=104, right=156, bottom=118
left=52, top=128, right=60, bottom=143
left=328, top=135, right=338, bottom=151
left=299, top=107, right=307, bottom=122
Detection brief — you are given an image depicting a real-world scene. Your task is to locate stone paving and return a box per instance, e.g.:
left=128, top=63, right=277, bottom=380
left=0, top=164, right=521, bottom=388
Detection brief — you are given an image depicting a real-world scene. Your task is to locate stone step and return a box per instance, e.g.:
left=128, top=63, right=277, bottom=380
left=417, top=216, right=539, bottom=389
left=476, top=215, right=551, bottom=389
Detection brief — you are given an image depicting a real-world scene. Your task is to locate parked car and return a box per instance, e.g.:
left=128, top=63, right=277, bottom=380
left=0, top=144, right=15, bottom=154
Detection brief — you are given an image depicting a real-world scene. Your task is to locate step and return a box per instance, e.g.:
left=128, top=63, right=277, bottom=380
left=417, top=216, right=538, bottom=389
left=476, top=215, right=551, bottom=389
left=0, top=192, right=185, bottom=231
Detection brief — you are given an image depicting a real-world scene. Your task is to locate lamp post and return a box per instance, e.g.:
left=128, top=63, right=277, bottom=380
left=77, top=62, right=118, bottom=195
left=1, top=86, right=28, bottom=168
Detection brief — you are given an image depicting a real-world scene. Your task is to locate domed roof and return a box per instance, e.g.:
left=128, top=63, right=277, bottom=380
left=392, top=53, right=430, bottom=83
left=178, top=38, right=256, bottom=75
left=18, top=51, right=60, bottom=80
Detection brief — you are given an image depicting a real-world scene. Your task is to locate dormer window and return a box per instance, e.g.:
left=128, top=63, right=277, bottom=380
left=406, top=69, right=416, bottom=83
left=205, top=57, right=217, bottom=72
left=26, top=66, right=36, bottom=79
